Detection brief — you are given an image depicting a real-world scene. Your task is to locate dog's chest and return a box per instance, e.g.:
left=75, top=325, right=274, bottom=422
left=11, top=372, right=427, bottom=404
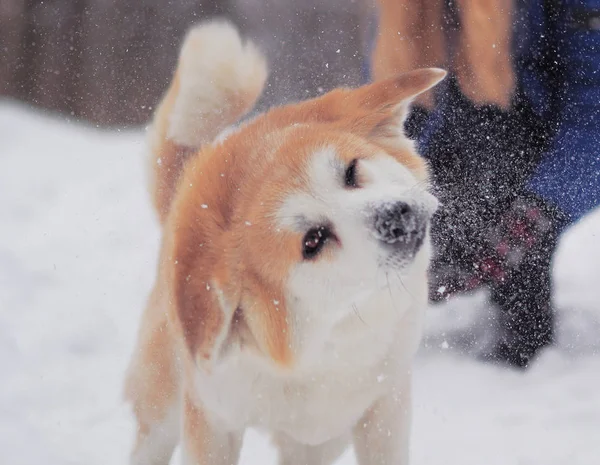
left=193, top=291, right=423, bottom=444
left=195, top=354, right=392, bottom=444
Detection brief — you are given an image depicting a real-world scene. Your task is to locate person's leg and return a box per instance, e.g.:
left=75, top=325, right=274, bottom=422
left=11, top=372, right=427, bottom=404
left=371, top=0, right=445, bottom=107
left=369, top=0, right=446, bottom=139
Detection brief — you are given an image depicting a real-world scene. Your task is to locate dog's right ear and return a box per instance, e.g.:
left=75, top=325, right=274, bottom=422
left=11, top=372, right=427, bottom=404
left=346, top=68, right=446, bottom=137
left=359, top=68, right=445, bottom=110
left=264, top=68, right=445, bottom=140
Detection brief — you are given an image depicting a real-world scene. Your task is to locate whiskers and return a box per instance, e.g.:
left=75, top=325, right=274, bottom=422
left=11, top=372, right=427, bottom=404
left=385, top=272, right=395, bottom=308
left=352, top=303, right=367, bottom=326
left=384, top=269, right=415, bottom=311
left=394, top=270, right=414, bottom=300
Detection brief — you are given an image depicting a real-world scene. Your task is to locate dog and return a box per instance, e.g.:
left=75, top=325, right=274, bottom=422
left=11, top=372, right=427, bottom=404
left=124, top=20, right=445, bottom=465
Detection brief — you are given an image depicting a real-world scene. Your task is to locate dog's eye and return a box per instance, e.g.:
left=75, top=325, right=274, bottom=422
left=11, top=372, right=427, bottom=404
left=344, top=159, right=359, bottom=188
left=302, top=226, right=331, bottom=259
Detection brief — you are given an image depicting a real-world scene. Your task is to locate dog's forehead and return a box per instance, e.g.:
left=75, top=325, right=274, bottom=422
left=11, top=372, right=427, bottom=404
left=305, top=146, right=342, bottom=188
left=270, top=145, right=337, bottom=231
left=226, top=121, right=425, bottom=233
left=274, top=143, right=421, bottom=230
left=309, top=144, right=418, bottom=186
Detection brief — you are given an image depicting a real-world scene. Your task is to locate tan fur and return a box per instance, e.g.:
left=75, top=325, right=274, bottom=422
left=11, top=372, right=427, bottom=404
left=454, top=0, right=515, bottom=108
left=125, top=20, right=446, bottom=465
left=372, top=0, right=515, bottom=108
left=372, top=0, right=446, bottom=108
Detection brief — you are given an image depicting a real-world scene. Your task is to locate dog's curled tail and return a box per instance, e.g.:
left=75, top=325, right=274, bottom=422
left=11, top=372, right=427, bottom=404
left=148, top=20, right=268, bottom=222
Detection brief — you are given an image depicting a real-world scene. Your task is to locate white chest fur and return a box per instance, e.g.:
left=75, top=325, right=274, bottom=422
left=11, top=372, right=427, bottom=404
left=189, top=271, right=427, bottom=445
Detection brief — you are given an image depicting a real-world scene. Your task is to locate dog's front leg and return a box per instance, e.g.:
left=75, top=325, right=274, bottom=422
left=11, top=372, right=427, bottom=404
left=181, top=395, right=243, bottom=465
left=352, top=375, right=412, bottom=465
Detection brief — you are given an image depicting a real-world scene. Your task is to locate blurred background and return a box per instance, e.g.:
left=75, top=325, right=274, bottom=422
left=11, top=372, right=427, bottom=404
left=1, top=0, right=374, bottom=126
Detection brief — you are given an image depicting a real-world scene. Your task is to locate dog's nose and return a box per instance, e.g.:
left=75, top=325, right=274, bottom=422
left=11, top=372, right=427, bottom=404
left=373, top=201, right=423, bottom=245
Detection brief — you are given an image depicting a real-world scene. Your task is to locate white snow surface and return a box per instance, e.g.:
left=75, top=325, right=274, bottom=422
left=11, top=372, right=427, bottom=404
left=1, top=101, right=599, bottom=464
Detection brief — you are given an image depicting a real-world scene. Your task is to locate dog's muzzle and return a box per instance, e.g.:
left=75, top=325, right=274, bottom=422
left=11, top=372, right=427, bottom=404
left=371, top=201, right=427, bottom=255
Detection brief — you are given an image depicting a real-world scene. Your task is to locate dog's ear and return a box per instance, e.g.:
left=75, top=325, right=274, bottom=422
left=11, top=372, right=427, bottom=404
left=339, top=68, right=446, bottom=138
left=164, top=157, right=240, bottom=370
left=356, top=68, right=445, bottom=119
left=167, top=222, right=238, bottom=370
left=239, top=272, right=293, bottom=368
left=167, top=208, right=294, bottom=370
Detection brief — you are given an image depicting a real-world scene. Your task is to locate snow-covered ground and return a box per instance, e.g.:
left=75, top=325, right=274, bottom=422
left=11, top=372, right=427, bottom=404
left=1, top=101, right=599, bottom=465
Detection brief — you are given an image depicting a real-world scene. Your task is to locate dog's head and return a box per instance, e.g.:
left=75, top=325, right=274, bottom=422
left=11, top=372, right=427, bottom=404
left=166, top=69, right=446, bottom=370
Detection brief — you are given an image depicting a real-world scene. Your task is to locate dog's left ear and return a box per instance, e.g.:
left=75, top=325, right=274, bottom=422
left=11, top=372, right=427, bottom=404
left=347, top=68, right=446, bottom=137
left=163, top=161, right=242, bottom=371
left=166, top=223, right=238, bottom=370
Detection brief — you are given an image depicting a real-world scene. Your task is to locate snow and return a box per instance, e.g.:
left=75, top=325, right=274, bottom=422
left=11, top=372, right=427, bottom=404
left=1, top=101, right=599, bottom=464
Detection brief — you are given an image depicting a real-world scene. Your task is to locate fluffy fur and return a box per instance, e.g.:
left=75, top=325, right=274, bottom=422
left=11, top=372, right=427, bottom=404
left=125, top=20, right=445, bottom=465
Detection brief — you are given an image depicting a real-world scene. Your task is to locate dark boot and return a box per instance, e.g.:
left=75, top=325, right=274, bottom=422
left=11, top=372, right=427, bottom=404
left=481, top=195, right=566, bottom=368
